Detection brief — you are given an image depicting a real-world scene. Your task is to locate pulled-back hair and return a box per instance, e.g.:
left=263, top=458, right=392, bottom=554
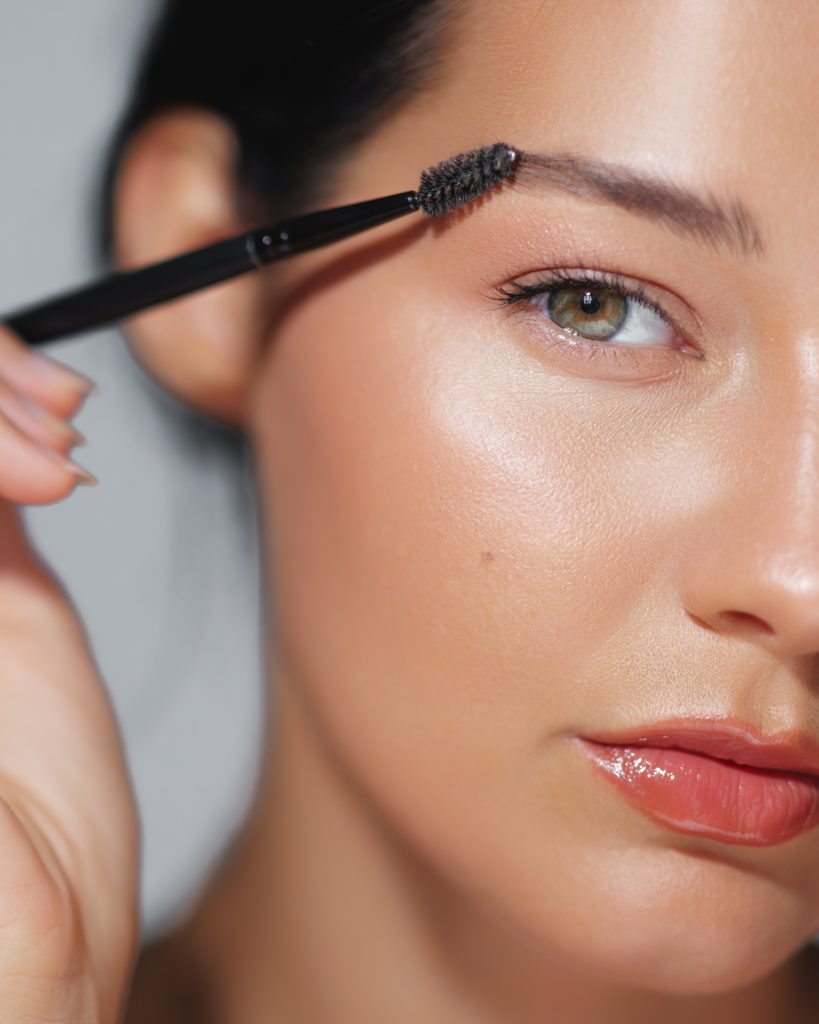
left=99, top=0, right=459, bottom=257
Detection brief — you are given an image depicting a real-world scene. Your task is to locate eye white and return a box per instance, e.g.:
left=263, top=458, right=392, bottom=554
left=600, top=297, right=675, bottom=346
left=530, top=289, right=676, bottom=347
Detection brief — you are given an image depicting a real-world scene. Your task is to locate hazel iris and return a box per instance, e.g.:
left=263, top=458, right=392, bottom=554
left=547, top=287, right=627, bottom=340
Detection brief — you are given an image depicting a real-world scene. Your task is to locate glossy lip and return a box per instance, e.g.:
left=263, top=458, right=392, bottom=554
left=577, top=718, right=819, bottom=847
left=580, top=718, right=819, bottom=776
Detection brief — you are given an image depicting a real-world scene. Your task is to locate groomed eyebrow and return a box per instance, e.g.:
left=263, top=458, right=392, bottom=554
left=514, top=152, right=764, bottom=259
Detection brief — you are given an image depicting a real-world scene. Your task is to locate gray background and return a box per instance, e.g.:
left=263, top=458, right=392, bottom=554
left=0, top=1, right=265, bottom=942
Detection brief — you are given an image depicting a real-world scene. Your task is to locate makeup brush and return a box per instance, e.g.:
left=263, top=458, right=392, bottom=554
left=3, top=142, right=519, bottom=347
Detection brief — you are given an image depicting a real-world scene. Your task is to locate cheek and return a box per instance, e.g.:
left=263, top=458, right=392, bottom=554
left=252, top=258, right=706, bottom=815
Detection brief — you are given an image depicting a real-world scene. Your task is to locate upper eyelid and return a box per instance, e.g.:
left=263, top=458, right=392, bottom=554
left=488, top=261, right=705, bottom=334
left=497, top=270, right=662, bottom=314
left=494, top=270, right=671, bottom=324
left=490, top=267, right=703, bottom=346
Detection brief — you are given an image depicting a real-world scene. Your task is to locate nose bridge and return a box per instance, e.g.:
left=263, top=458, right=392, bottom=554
left=771, top=341, right=819, bottom=547
left=684, top=332, right=819, bottom=655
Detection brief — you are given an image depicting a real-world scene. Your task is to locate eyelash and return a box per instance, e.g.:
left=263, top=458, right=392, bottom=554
left=492, top=267, right=700, bottom=374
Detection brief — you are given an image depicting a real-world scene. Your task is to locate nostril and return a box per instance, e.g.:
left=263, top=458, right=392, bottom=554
left=712, top=610, right=776, bottom=636
left=686, top=609, right=776, bottom=636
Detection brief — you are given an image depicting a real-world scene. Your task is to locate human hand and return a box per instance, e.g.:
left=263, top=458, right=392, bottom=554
left=0, top=325, right=140, bottom=1022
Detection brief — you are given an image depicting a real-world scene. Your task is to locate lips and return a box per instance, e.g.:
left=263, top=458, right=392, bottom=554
left=578, top=720, right=819, bottom=846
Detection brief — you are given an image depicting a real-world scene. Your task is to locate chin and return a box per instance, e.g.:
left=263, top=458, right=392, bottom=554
left=538, top=844, right=819, bottom=996
left=584, top=916, right=801, bottom=996
left=473, top=835, right=819, bottom=999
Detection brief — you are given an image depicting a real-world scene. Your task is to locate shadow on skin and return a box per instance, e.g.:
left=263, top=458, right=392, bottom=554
left=260, top=214, right=430, bottom=346
left=259, top=168, right=516, bottom=345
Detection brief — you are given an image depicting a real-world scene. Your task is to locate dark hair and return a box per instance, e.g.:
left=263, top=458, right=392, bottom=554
left=99, top=0, right=458, bottom=259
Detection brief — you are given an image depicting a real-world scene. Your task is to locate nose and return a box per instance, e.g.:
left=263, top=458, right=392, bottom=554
left=681, top=350, right=819, bottom=659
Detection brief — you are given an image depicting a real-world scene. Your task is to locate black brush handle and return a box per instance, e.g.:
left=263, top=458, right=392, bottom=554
left=4, top=191, right=420, bottom=346
left=6, top=235, right=256, bottom=345
left=273, top=191, right=419, bottom=254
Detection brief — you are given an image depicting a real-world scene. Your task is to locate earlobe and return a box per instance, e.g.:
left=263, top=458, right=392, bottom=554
left=112, top=107, right=266, bottom=426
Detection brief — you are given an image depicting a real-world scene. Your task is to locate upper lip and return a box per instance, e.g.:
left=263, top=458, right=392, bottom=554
left=580, top=718, right=819, bottom=777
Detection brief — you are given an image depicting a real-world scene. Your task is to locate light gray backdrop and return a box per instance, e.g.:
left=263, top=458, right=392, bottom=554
left=0, top=1, right=265, bottom=942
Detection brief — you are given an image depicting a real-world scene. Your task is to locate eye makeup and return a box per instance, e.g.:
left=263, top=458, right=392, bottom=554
left=490, top=264, right=705, bottom=382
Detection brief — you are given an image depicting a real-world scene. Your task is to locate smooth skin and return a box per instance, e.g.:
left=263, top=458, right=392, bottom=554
left=3, top=0, right=819, bottom=1021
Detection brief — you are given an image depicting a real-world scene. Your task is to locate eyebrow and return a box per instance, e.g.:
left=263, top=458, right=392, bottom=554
left=514, top=152, right=764, bottom=258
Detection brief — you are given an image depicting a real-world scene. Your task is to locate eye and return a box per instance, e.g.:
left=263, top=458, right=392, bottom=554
left=497, top=271, right=678, bottom=347
left=492, top=268, right=703, bottom=381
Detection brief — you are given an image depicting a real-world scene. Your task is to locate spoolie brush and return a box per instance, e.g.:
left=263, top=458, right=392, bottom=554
left=417, top=142, right=517, bottom=217
left=4, top=142, right=520, bottom=347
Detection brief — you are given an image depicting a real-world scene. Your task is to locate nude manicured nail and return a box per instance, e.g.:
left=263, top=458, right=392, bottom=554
left=25, top=352, right=97, bottom=395
left=67, top=459, right=98, bottom=486
left=18, top=394, right=87, bottom=445
left=36, top=443, right=98, bottom=485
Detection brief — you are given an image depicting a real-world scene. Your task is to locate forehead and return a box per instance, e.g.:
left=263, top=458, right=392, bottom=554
left=427, top=0, right=819, bottom=263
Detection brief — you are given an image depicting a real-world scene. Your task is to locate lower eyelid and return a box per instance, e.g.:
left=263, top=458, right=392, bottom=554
left=492, top=267, right=701, bottom=348
left=505, top=305, right=694, bottom=383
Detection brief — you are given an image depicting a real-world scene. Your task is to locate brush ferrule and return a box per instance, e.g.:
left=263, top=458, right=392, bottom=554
left=252, top=191, right=421, bottom=264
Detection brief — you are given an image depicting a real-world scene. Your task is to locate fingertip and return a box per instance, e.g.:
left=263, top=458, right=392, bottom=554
left=53, top=384, right=96, bottom=420
left=33, top=445, right=98, bottom=490
left=0, top=325, right=98, bottom=412
left=0, top=448, right=96, bottom=506
left=0, top=469, right=76, bottom=506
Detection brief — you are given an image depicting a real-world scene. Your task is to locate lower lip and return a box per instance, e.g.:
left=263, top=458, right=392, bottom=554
left=580, top=740, right=819, bottom=846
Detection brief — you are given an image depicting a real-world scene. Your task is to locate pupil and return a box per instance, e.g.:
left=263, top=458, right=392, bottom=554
left=580, top=290, right=600, bottom=315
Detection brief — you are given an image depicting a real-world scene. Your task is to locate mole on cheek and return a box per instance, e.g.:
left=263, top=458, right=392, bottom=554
left=481, top=551, right=495, bottom=566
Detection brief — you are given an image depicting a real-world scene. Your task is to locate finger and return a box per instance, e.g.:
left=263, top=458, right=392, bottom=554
left=0, top=325, right=96, bottom=416
left=0, top=408, right=95, bottom=505
left=0, top=795, right=91, bottom=1021
left=0, top=374, right=85, bottom=454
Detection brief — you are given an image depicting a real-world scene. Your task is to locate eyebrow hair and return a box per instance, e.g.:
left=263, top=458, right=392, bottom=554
left=514, top=152, right=764, bottom=258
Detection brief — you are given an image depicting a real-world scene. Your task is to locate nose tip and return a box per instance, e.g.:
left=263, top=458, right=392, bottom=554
left=686, top=562, right=819, bottom=658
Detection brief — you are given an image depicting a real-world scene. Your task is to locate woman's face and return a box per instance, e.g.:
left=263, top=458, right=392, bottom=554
left=247, top=0, right=819, bottom=993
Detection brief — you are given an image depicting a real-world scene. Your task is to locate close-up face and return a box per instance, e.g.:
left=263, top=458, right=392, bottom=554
left=244, top=0, right=819, bottom=996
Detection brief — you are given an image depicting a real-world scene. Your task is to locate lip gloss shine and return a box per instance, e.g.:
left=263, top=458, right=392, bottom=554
left=579, top=736, right=819, bottom=846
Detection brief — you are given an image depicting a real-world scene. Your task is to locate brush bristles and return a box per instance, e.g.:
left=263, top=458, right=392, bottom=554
left=416, top=142, right=518, bottom=217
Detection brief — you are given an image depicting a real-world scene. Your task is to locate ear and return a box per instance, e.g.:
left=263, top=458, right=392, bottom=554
left=112, top=107, right=267, bottom=426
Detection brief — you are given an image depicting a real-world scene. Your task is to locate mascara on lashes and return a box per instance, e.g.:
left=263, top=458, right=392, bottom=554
left=493, top=269, right=705, bottom=368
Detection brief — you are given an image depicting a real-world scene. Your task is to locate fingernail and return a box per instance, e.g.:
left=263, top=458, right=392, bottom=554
left=25, top=352, right=97, bottom=395
left=19, top=394, right=87, bottom=445
left=37, top=444, right=98, bottom=485
left=68, top=459, right=98, bottom=486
